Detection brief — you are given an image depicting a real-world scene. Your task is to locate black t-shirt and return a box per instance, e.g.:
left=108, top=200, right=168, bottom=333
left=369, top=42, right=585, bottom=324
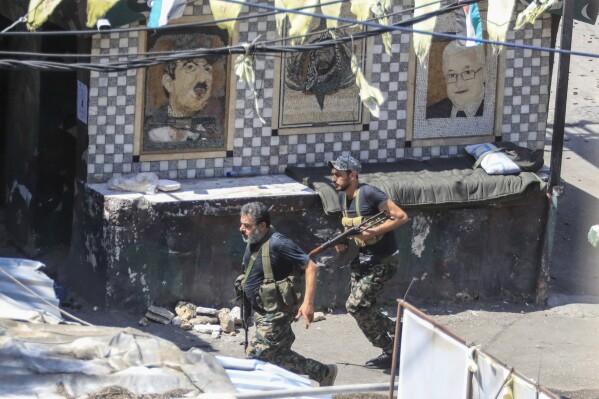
left=340, top=183, right=397, bottom=259
left=242, top=231, right=308, bottom=309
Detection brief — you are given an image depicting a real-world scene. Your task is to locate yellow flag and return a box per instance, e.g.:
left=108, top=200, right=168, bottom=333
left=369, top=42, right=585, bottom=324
left=209, top=0, right=245, bottom=37
left=283, top=0, right=318, bottom=45
left=487, top=0, right=515, bottom=54
left=275, top=0, right=318, bottom=44
left=413, top=0, right=441, bottom=67
left=27, top=0, right=63, bottom=31
left=275, top=0, right=287, bottom=37
left=371, top=0, right=392, bottom=57
left=351, top=54, right=385, bottom=118
left=515, top=0, right=558, bottom=31
left=320, top=1, right=342, bottom=33
left=235, top=45, right=266, bottom=124
left=350, top=0, right=371, bottom=21
left=87, top=0, right=120, bottom=28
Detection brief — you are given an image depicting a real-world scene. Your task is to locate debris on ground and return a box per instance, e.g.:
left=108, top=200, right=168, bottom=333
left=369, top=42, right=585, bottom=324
left=313, top=312, right=326, bottom=322
left=145, top=306, right=174, bottom=324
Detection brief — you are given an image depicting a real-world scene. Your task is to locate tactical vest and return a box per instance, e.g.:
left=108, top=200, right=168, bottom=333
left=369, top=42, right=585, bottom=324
left=341, top=188, right=384, bottom=247
left=239, top=229, right=302, bottom=313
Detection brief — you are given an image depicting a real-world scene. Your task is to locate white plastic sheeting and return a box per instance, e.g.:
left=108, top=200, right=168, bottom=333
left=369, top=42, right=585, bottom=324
left=0, top=318, right=237, bottom=398
left=217, top=356, right=332, bottom=399
left=0, top=257, right=63, bottom=323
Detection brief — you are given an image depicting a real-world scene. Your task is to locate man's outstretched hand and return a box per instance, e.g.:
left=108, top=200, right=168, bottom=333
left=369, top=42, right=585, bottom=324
left=295, top=302, right=314, bottom=329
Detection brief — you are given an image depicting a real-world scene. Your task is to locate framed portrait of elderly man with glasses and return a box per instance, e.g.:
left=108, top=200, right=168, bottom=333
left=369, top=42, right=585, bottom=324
left=134, top=17, right=236, bottom=161
left=406, top=10, right=506, bottom=146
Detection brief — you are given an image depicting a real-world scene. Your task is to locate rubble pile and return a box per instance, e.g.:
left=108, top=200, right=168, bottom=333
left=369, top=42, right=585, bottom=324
left=141, top=302, right=243, bottom=339
left=141, top=303, right=327, bottom=340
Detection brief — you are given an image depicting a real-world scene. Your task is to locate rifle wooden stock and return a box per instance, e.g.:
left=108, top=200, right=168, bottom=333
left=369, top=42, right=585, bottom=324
left=308, top=212, right=389, bottom=257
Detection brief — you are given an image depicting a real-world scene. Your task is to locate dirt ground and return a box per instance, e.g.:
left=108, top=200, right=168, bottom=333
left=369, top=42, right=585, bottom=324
left=55, top=291, right=599, bottom=399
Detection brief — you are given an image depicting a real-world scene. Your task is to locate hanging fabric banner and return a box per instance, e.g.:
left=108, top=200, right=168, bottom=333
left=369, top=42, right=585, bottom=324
left=27, top=0, right=63, bottom=31
left=515, top=0, right=559, bottom=30
left=518, top=0, right=598, bottom=25
left=209, top=0, right=245, bottom=37
left=351, top=54, right=385, bottom=118
left=320, top=1, right=343, bottom=33
left=235, top=43, right=266, bottom=124
left=371, top=0, right=393, bottom=56
left=350, top=0, right=371, bottom=21
left=456, top=2, right=483, bottom=46
left=413, top=0, right=441, bottom=66
left=147, top=0, right=187, bottom=28
left=275, top=0, right=318, bottom=44
left=487, top=0, right=515, bottom=54
left=87, top=0, right=121, bottom=28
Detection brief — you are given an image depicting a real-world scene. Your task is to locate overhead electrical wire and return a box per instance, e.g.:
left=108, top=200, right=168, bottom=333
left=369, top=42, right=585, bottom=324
left=235, top=0, right=599, bottom=58
left=0, top=0, right=348, bottom=37
left=0, top=0, right=598, bottom=72
left=0, top=0, right=469, bottom=72
left=0, top=0, right=447, bottom=59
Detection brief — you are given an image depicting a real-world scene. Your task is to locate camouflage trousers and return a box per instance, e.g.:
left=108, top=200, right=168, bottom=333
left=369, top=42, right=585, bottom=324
left=345, top=252, right=399, bottom=353
left=246, top=309, right=329, bottom=382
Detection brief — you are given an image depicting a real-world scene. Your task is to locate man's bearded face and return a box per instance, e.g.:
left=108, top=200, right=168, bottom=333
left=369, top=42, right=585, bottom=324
left=240, top=215, right=263, bottom=244
left=314, top=47, right=335, bottom=74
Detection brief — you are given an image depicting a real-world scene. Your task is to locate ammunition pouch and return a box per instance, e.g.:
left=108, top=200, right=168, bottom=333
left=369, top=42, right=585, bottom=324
left=257, top=274, right=302, bottom=313
left=342, top=215, right=384, bottom=247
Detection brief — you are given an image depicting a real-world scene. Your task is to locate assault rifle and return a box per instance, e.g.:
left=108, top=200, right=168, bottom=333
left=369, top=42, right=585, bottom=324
left=240, top=293, right=250, bottom=351
left=308, top=211, right=390, bottom=257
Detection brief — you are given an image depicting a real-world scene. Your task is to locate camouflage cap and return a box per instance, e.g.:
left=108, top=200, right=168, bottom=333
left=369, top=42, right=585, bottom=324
left=327, top=155, right=362, bottom=173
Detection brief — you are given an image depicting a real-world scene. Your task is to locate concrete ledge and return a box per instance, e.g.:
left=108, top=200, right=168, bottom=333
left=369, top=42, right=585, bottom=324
left=69, top=177, right=549, bottom=311
left=89, top=175, right=317, bottom=204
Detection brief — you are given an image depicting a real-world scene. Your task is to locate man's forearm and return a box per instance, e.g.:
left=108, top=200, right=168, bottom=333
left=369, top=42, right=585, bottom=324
left=303, top=260, right=318, bottom=305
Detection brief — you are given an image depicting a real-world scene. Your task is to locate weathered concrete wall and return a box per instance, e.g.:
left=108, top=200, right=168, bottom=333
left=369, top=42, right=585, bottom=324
left=2, top=34, right=77, bottom=255
left=4, top=36, right=42, bottom=252
left=71, top=178, right=548, bottom=311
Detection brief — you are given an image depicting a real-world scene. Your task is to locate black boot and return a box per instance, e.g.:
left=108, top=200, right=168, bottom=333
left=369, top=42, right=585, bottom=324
left=365, top=351, right=393, bottom=369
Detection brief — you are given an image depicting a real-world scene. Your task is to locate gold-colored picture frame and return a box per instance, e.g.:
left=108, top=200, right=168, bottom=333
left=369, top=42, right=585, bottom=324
left=134, top=17, right=236, bottom=161
left=406, top=10, right=506, bottom=147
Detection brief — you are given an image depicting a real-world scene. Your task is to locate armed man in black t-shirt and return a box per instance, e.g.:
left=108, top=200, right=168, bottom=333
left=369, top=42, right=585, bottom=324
left=236, top=201, right=337, bottom=386
left=328, top=155, right=409, bottom=369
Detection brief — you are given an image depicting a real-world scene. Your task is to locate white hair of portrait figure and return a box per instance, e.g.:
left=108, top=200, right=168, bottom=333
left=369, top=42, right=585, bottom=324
left=436, top=41, right=487, bottom=117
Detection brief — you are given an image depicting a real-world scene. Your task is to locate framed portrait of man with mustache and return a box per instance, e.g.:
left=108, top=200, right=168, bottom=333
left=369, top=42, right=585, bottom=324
left=134, top=18, right=235, bottom=159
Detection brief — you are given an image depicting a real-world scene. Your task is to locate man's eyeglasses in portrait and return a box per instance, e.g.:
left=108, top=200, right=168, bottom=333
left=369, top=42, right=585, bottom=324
left=445, top=67, right=483, bottom=84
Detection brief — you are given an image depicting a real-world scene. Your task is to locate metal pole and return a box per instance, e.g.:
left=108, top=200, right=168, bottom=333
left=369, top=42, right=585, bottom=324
left=548, top=0, right=575, bottom=190
left=388, top=300, right=404, bottom=399
left=230, top=382, right=398, bottom=399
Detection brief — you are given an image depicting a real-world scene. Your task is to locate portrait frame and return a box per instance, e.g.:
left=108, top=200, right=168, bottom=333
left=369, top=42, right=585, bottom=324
left=406, top=9, right=506, bottom=147
left=272, top=6, right=374, bottom=136
left=134, top=16, right=236, bottom=161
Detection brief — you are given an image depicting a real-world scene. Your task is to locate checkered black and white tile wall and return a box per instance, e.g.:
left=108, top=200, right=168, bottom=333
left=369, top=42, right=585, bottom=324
left=86, top=1, right=552, bottom=183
